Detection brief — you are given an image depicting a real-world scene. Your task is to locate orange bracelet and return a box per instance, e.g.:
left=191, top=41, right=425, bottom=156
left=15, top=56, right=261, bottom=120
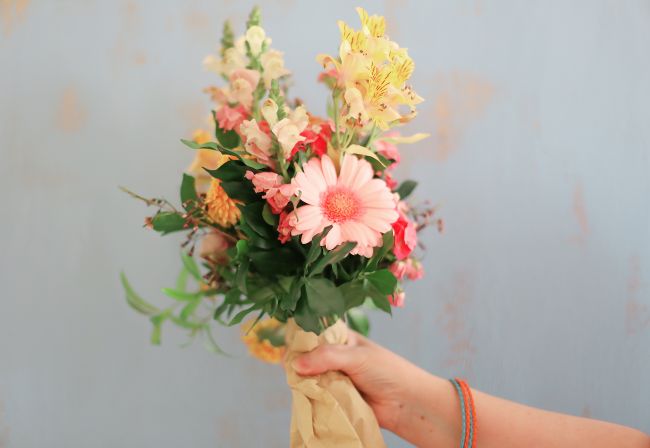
left=455, top=378, right=477, bottom=447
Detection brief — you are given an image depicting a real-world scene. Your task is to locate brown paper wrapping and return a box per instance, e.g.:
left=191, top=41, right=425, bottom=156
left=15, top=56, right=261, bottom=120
left=283, top=319, right=386, bottom=448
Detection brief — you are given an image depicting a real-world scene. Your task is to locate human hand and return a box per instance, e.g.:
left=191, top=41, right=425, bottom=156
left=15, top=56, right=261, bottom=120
left=291, top=329, right=435, bottom=434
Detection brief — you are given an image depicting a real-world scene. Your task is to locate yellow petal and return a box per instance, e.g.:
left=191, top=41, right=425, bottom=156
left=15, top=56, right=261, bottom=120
left=382, top=133, right=430, bottom=144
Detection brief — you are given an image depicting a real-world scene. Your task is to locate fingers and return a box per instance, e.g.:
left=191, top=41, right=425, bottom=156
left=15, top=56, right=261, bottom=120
left=292, top=343, right=363, bottom=376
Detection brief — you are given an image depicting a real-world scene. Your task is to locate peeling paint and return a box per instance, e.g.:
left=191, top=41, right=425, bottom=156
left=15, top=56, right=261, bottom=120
left=0, top=0, right=29, bottom=37
left=438, top=272, right=476, bottom=370
left=55, top=87, right=86, bottom=133
left=571, top=184, right=590, bottom=244
left=427, top=73, right=495, bottom=162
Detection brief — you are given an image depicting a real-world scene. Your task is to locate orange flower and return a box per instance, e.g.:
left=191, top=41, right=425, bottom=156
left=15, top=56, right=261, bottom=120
left=241, top=318, right=286, bottom=364
left=205, top=178, right=241, bottom=227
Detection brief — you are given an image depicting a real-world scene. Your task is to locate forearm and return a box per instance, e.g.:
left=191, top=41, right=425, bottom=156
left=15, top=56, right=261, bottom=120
left=390, top=370, right=650, bottom=448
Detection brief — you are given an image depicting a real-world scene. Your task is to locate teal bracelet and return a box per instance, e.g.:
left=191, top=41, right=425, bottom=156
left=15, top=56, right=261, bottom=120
left=450, top=379, right=467, bottom=448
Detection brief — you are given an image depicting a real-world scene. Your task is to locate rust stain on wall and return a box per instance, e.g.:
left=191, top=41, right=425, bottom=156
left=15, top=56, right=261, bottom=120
left=111, top=0, right=147, bottom=70
left=0, top=0, right=29, bottom=37
left=184, top=9, right=210, bottom=31
left=569, top=183, right=590, bottom=245
left=437, top=272, right=476, bottom=371
left=216, top=413, right=243, bottom=447
left=626, top=255, right=649, bottom=335
left=427, top=72, right=495, bottom=162
left=55, top=87, right=86, bottom=133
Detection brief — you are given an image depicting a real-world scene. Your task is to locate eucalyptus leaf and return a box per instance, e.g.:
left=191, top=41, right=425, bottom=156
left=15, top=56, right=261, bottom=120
left=181, top=252, right=202, bottom=281
left=161, top=287, right=201, bottom=301
left=120, top=272, right=160, bottom=316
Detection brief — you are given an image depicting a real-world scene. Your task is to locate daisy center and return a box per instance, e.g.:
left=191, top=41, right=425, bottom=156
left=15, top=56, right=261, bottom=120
left=321, top=188, right=361, bottom=223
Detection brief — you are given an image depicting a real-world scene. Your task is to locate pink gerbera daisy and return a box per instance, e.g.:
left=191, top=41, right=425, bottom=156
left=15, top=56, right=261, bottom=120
left=289, top=154, right=398, bottom=257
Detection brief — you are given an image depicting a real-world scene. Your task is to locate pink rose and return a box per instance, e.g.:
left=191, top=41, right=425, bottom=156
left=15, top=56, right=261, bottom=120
left=215, top=104, right=247, bottom=131
left=199, top=231, right=232, bottom=264
left=390, top=259, right=424, bottom=280
left=266, top=183, right=295, bottom=214
left=245, top=171, right=282, bottom=192
left=375, top=133, right=400, bottom=168
left=388, top=291, right=405, bottom=307
left=277, top=211, right=292, bottom=244
left=391, top=211, right=417, bottom=260
left=245, top=171, right=296, bottom=214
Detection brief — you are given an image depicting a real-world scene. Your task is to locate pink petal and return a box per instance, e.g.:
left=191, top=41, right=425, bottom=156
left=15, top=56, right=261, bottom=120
left=324, top=224, right=342, bottom=250
left=321, top=155, right=338, bottom=186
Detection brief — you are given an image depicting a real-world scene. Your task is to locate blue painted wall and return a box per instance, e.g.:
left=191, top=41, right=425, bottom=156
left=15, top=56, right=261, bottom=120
left=1, top=1, right=648, bottom=446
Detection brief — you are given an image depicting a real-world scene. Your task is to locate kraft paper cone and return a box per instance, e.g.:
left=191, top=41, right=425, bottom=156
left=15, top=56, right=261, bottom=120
left=284, top=319, right=386, bottom=448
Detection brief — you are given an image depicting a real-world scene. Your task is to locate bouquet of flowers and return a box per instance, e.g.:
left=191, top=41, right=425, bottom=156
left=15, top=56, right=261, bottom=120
left=121, top=6, right=437, bottom=446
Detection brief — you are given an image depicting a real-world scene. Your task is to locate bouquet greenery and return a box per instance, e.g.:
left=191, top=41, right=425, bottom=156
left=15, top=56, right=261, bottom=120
left=121, top=6, right=437, bottom=365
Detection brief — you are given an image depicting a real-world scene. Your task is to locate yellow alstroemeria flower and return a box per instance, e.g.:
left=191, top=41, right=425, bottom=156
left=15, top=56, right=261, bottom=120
left=317, top=7, right=423, bottom=130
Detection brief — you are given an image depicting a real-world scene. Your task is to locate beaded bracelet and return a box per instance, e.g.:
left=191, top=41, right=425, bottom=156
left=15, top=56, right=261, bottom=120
left=450, top=378, right=477, bottom=448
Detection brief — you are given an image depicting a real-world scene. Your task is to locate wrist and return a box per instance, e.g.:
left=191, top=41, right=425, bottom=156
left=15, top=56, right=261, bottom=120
left=390, top=368, right=461, bottom=447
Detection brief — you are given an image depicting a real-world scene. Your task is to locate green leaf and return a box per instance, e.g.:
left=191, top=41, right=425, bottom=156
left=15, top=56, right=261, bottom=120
left=396, top=180, right=418, bottom=199
left=293, top=298, right=321, bottom=334
left=338, top=279, right=369, bottom=309
left=235, top=257, right=250, bottom=293
left=227, top=304, right=259, bottom=326
left=149, top=311, right=170, bottom=345
left=366, top=231, right=394, bottom=272
left=152, top=212, right=186, bottom=235
left=203, top=327, right=229, bottom=355
left=206, top=160, right=247, bottom=182
left=346, top=308, right=370, bottom=336
left=281, top=277, right=304, bottom=311
left=305, top=277, right=345, bottom=316
left=366, top=152, right=391, bottom=172
left=161, top=287, right=200, bottom=301
left=241, top=202, right=274, bottom=239
left=262, top=203, right=278, bottom=226
left=180, top=299, right=202, bottom=321
left=219, top=180, right=259, bottom=202
left=305, top=231, right=327, bottom=267
left=249, top=247, right=302, bottom=276
left=175, top=268, right=189, bottom=291
left=214, top=118, right=241, bottom=149
left=169, top=315, right=205, bottom=330
left=180, top=174, right=198, bottom=209
left=235, top=239, right=249, bottom=258
left=181, top=138, right=265, bottom=170
left=369, top=290, right=392, bottom=315
left=249, top=285, right=275, bottom=303
left=120, top=272, right=160, bottom=316
left=366, top=269, right=398, bottom=295
left=310, top=242, right=356, bottom=276
left=181, top=252, right=202, bottom=281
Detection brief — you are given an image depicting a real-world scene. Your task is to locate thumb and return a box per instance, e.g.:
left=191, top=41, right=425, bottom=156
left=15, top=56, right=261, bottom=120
left=292, top=344, right=360, bottom=376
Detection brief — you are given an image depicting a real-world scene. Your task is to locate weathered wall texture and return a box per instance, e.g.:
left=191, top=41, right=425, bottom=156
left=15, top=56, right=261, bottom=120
left=1, top=1, right=648, bottom=446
